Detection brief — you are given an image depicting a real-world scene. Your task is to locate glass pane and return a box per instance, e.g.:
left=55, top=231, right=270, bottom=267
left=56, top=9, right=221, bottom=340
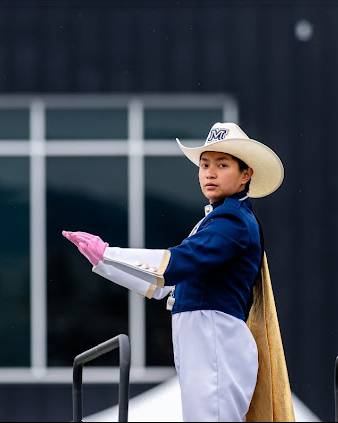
left=0, top=158, right=30, bottom=366
left=47, top=157, right=129, bottom=366
left=0, top=109, right=29, bottom=140
left=145, top=157, right=205, bottom=366
left=144, top=108, right=222, bottom=140
left=46, top=108, right=127, bottom=140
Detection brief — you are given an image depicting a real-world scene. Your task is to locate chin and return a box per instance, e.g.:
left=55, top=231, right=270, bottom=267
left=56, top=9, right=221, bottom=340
left=203, top=189, right=227, bottom=203
left=207, top=195, right=222, bottom=203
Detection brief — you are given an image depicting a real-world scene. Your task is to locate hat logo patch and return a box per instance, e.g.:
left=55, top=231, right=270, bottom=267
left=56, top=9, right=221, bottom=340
left=206, top=128, right=229, bottom=144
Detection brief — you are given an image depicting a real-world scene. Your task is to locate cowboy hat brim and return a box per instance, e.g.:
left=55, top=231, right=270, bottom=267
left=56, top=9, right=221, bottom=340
left=176, top=137, right=284, bottom=198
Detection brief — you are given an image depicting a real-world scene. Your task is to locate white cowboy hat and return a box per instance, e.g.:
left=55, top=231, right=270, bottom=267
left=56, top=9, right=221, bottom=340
left=176, top=122, right=284, bottom=198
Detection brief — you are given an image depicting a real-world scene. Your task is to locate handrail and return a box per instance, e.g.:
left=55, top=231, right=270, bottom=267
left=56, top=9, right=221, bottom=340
left=72, top=334, right=131, bottom=422
left=335, top=356, right=338, bottom=422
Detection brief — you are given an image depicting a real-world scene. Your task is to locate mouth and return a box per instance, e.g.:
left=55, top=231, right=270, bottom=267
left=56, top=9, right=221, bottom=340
left=205, top=183, right=218, bottom=189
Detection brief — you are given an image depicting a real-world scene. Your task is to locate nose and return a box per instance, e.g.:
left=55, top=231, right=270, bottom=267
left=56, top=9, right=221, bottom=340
left=206, top=165, right=216, bottom=179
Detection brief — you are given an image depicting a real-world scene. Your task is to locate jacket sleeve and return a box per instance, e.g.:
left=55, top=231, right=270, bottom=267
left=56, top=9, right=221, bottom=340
left=163, top=211, right=250, bottom=286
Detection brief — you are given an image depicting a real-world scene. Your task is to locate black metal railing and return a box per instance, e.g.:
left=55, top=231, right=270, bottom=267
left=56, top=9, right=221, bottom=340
left=335, top=356, right=338, bottom=422
left=72, top=334, right=131, bottom=422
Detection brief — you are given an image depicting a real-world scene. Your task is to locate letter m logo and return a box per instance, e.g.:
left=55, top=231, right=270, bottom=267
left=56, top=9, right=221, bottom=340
left=206, top=128, right=229, bottom=143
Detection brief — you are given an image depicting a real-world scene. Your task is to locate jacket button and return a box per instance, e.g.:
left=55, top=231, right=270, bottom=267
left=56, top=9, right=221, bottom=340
left=134, top=261, right=142, bottom=267
left=141, top=264, right=149, bottom=269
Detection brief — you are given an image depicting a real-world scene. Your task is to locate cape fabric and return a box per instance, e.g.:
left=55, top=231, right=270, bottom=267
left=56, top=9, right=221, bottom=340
left=246, top=253, right=295, bottom=422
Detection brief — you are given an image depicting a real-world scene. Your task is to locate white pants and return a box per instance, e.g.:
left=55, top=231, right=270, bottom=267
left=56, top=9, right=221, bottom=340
left=172, top=310, right=258, bottom=422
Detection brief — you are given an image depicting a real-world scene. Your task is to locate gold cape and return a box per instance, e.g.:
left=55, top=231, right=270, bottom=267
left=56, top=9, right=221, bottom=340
left=246, top=253, right=295, bottom=422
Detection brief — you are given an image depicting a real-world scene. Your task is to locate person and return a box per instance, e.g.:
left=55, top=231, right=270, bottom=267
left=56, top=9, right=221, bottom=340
left=62, top=122, right=294, bottom=422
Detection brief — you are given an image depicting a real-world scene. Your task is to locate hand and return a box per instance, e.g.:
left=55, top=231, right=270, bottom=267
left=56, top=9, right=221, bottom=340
left=62, top=230, right=109, bottom=266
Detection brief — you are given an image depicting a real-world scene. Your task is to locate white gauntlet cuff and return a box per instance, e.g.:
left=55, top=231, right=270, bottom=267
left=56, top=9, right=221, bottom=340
left=102, top=247, right=171, bottom=288
left=92, top=247, right=172, bottom=299
left=144, top=284, right=172, bottom=300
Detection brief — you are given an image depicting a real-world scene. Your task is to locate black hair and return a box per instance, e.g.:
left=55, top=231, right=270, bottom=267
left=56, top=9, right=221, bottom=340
left=233, top=156, right=249, bottom=172
left=231, top=155, right=251, bottom=190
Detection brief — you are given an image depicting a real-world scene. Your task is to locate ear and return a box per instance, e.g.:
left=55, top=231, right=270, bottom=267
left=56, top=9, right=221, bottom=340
left=242, top=167, right=253, bottom=184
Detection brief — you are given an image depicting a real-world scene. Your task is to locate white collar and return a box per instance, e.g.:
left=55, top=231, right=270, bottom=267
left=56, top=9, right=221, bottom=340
left=204, top=204, right=213, bottom=216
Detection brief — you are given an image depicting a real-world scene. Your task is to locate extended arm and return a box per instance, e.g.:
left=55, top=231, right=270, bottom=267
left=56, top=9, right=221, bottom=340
left=62, top=210, right=248, bottom=298
left=62, top=231, right=172, bottom=299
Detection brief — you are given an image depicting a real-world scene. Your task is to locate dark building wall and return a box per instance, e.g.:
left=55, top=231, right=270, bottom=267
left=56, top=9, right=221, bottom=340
left=0, top=0, right=337, bottom=420
left=0, top=382, right=157, bottom=422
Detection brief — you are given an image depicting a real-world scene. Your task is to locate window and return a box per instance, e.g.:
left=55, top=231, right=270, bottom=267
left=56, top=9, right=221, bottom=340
left=47, top=157, right=128, bottom=366
left=0, top=158, right=30, bottom=366
left=144, top=108, right=223, bottom=140
left=0, top=109, right=29, bottom=140
left=46, top=108, right=128, bottom=140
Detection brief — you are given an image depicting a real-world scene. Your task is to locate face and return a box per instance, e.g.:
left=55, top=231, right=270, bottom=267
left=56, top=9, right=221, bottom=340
left=198, top=151, right=253, bottom=204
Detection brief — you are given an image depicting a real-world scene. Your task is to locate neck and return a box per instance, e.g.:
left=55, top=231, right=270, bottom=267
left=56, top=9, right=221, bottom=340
left=209, top=188, right=248, bottom=205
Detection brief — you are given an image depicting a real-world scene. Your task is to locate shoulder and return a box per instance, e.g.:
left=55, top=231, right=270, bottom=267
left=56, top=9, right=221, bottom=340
left=202, top=199, right=258, bottom=240
left=209, top=198, right=251, bottom=223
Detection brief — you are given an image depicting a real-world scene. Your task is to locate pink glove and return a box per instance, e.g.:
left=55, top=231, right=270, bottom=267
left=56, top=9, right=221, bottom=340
left=62, top=230, right=109, bottom=266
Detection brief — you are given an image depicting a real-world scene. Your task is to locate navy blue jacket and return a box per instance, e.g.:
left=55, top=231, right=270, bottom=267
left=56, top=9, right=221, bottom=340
left=163, top=191, right=262, bottom=321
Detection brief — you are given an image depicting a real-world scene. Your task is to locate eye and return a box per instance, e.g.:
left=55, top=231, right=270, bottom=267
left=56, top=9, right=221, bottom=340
left=201, top=163, right=208, bottom=169
left=219, top=163, right=228, bottom=168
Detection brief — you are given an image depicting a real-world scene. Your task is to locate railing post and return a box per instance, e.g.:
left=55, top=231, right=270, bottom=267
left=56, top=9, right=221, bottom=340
left=335, top=356, right=338, bottom=422
left=72, top=362, right=83, bottom=422
left=118, top=334, right=131, bottom=422
left=72, top=334, right=131, bottom=422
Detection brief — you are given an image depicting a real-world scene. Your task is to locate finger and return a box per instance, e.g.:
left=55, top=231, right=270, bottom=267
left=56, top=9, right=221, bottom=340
left=73, top=231, right=99, bottom=241
left=62, top=230, right=72, bottom=239
left=69, top=234, right=93, bottom=247
left=78, top=241, right=87, bottom=253
left=78, top=242, right=92, bottom=263
left=63, top=233, right=82, bottom=248
left=78, top=241, right=89, bottom=257
left=70, top=234, right=97, bottom=247
left=62, top=231, right=81, bottom=246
